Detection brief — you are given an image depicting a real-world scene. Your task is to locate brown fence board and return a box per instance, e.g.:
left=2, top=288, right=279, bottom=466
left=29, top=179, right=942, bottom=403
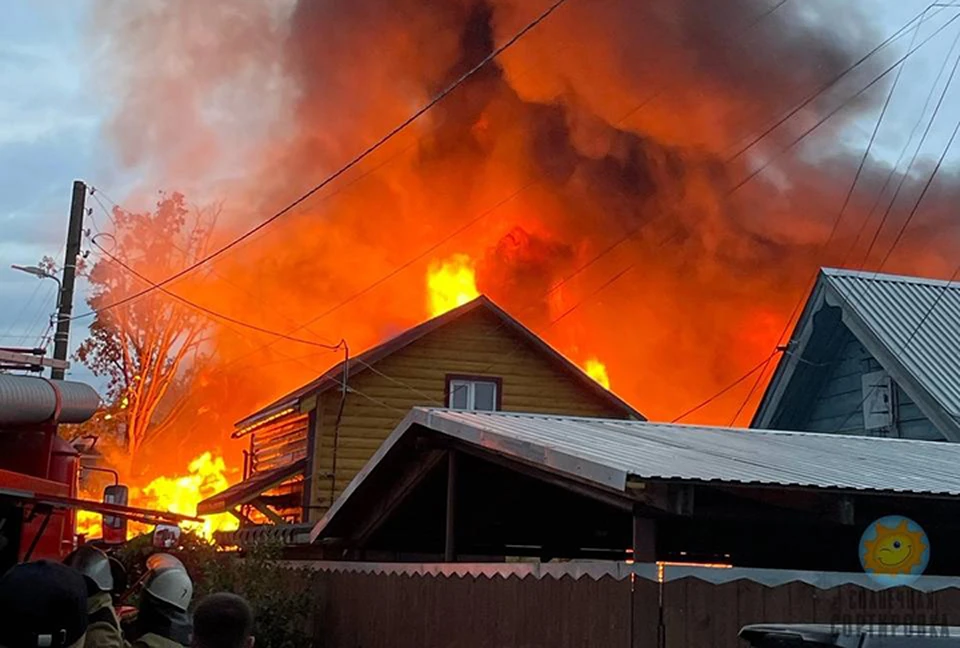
left=631, top=576, right=660, bottom=648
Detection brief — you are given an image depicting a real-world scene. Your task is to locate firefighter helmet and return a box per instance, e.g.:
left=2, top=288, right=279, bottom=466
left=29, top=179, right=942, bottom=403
left=142, top=554, right=192, bottom=612
left=64, top=545, right=114, bottom=594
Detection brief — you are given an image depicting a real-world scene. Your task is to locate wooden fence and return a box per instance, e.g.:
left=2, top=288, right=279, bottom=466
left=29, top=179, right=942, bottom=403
left=299, top=562, right=960, bottom=648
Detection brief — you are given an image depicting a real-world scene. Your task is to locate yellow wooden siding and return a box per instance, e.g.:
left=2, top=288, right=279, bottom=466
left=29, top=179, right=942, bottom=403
left=306, top=308, right=628, bottom=520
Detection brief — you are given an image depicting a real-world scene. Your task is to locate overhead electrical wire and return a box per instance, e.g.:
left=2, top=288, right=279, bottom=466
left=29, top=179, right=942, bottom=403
left=89, top=235, right=346, bottom=351
left=724, top=2, right=957, bottom=164
left=723, top=6, right=947, bottom=424
left=727, top=9, right=960, bottom=195
left=71, top=0, right=573, bottom=322
left=858, top=49, right=960, bottom=272
left=840, top=24, right=960, bottom=268
left=671, top=351, right=778, bottom=424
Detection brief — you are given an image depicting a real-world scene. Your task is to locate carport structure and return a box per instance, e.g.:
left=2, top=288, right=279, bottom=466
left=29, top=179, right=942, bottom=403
left=307, top=409, right=960, bottom=573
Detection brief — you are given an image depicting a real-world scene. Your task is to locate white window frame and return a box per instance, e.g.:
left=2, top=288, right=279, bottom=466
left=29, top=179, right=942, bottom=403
left=447, top=378, right=499, bottom=411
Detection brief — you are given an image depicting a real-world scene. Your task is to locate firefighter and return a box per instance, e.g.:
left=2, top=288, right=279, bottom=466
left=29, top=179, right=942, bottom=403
left=129, top=554, right=193, bottom=648
left=0, top=560, right=89, bottom=648
left=64, top=546, right=123, bottom=648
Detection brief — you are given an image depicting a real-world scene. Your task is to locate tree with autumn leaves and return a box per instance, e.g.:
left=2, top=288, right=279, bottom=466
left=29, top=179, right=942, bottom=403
left=76, top=193, right=217, bottom=461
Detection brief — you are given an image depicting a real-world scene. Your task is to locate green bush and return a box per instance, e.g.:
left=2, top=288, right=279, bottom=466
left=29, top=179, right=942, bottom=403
left=114, top=532, right=317, bottom=648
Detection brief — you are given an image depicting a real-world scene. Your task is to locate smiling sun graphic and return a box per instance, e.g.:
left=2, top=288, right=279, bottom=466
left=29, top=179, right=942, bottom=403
left=860, top=516, right=930, bottom=582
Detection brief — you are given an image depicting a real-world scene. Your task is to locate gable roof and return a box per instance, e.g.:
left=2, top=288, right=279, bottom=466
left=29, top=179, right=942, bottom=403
left=311, top=408, right=960, bottom=542
left=753, top=267, right=960, bottom=440
left=236, top=295, right=644, bottom=431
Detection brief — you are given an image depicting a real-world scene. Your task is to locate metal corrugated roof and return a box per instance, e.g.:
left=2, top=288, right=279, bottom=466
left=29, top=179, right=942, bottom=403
left=821, top=268, right=960, bottom=421
left=413, top=409, right=960, bottom=495
left=312, top=408, right=960, bottom=541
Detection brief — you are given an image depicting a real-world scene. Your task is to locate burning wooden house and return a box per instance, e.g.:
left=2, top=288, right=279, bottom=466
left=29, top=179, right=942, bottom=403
left=198, top=295, right=643, bottom=549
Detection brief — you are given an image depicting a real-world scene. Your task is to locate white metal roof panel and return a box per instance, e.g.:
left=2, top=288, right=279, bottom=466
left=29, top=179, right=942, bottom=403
left=414, top=409, right=960, bottom=495
left=822, top=268, right=960, bottom=421
left=311, top=408, right=960, bottom=542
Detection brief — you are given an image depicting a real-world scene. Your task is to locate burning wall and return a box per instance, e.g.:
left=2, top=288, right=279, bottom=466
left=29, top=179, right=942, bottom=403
left=84, top=0, right=960, bottom=506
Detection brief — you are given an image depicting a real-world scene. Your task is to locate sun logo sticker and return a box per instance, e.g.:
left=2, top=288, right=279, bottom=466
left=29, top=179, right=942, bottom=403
left=860, top=515, right=930, bottom=586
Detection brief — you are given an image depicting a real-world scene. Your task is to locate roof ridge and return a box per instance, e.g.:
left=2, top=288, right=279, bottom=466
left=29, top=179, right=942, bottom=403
left=822, top=267, right=960, bottom=289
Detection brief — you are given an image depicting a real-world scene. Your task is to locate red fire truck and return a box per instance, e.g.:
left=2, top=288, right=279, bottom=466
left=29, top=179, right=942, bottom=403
left=0, top=372, right=196, bottom=571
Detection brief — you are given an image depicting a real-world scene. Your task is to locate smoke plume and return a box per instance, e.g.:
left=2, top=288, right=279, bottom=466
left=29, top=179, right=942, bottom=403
left=90, top=0, right=960, bottom=470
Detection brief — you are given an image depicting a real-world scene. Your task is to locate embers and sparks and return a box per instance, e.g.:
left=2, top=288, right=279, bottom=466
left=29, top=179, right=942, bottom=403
left=584, top=358, right=611, bottom=389
left=427, top=254, right=479, bottom=317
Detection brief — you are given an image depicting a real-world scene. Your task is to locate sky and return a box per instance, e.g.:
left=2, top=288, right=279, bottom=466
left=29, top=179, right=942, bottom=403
left=0, top=1, right=106, bottom=383
left=1, top=0, right=959, bottom=392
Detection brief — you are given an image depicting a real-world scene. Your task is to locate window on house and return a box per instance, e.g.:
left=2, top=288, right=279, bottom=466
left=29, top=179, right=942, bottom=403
left=447, top=377, right=500, bottom=411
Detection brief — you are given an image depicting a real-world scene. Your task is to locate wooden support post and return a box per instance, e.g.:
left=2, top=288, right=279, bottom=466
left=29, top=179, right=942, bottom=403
left=228, top=507, right=255, bottom=526
left=444, top=451, right=457, bottom=562
left=632, top=506, right=657, bottom=563
left=250, top=497, right=285, bottom=525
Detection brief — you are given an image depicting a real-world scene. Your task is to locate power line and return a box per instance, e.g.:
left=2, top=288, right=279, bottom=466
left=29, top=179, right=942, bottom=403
left=89, top=236, right=346, bottom=350
left=727, top=10, right=960, bottom=194
left=858, top=46, right=960, bottom=271
left=725, top=3, right=956, bottom=164
left=88, top=190, right=344, bottom=350
left=671, top=351, right=777, bottom=424
left=840, top=23, right=960, bottom=268
left=72, top=0, right=573, bottom=322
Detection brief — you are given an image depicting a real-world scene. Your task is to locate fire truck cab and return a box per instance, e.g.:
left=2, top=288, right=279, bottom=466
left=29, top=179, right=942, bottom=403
left=0, top=373, right=195, bottom=572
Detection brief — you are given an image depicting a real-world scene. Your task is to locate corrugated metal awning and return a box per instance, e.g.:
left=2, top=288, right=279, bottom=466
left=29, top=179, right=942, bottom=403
left=312, top=408, right=960, bottom=542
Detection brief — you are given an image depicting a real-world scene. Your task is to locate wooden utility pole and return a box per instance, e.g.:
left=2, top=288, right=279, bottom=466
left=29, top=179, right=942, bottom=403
left=51, top=181, right=86, bottom=380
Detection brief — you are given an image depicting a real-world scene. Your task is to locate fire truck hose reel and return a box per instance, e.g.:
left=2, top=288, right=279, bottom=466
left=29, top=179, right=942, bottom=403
left=0, top=375, right=100, bottom=425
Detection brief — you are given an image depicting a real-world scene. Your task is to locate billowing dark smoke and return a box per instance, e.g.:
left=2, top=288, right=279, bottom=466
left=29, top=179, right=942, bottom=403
left=89, top=0, right=960, bottom=474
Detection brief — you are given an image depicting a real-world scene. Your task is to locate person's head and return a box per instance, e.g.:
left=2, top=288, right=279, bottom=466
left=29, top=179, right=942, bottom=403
left=137, top=555, right=193, bottom=644
left=64, top=545, right=113, bottom=596
left=192, top=593, right=254, bottom=648
left=0, top=560, right=88, bottom=648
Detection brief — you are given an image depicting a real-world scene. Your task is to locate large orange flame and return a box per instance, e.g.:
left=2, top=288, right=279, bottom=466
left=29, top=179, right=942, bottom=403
left=427, top=254, right=480, bottom=317
left=76, top=452, right=238, bottom=541
left=137, top=452, right=238, bottom=539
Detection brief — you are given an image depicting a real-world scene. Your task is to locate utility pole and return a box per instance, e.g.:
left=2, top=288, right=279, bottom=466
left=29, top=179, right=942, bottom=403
left=51, top=180, right=86, bottom=380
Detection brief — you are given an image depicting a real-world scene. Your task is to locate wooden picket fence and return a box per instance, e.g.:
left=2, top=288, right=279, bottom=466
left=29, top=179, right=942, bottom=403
left=292, top=561, right=960, bottom=648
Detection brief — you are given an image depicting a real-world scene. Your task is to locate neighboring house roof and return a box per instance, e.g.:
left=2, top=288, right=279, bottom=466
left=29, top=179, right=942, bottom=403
left=753, top=267, right=960, bottom=440
left=235, top=295, right=644, bottom=432
left=196, top=458, right=306, bottom=516
left=311, top=408, right=960, bottom=542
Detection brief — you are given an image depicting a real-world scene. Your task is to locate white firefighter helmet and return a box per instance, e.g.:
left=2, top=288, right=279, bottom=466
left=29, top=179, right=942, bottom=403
left=145, top=552, right=186, bottom=574
left=143, top=553, right=192, bottom=612
left=64, top=545, right=113, bottom=593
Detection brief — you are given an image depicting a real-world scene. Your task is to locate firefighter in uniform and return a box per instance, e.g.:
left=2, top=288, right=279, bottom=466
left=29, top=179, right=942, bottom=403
left=65, top=545, right=124, bottom=648
left=128, top=554, right=193, bottom=648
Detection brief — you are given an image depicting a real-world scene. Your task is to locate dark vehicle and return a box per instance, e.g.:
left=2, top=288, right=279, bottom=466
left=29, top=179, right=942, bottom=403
left=741, top=624, right=960, bottom=647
